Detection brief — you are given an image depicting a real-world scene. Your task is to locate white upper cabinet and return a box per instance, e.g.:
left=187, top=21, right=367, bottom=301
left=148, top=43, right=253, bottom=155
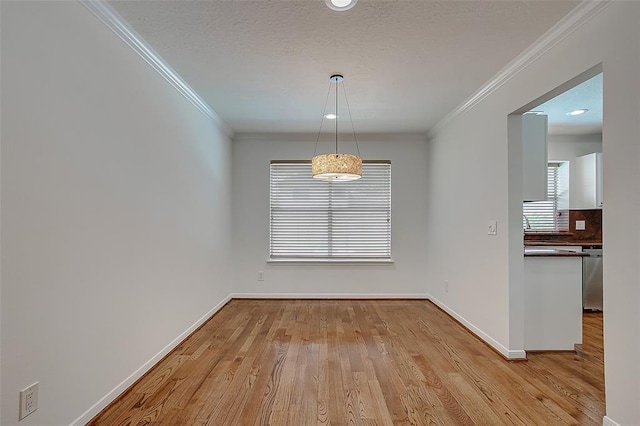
left=573, top=152, right=603, bottom=209
left=522, top=114, right=548, bottom=202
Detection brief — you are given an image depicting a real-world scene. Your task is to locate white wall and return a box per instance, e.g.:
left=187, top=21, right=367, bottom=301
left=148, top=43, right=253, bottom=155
left=547, top=133, right=602, bottom=160
left=427, top=104, right=514, bottom=355
left=232, top=134, right=428, bottom=297
left=1, top=2, right=232, bottom=425
left=548, top=133, right=602, bottom=209
left=426, top=2, right=639, bottom=424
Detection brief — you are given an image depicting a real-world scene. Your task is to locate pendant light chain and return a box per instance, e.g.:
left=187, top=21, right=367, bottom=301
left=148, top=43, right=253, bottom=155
left=341, top=81, right=361, bottom=157
left=313, top=81, right=334, bottom=157
left=335, top=77, right=339, bottom=155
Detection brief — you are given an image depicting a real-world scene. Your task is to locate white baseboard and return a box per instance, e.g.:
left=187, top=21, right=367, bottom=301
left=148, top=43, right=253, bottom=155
left=233, top=294, right=526, bottom=359
left=72, top=292, right=527, bottom=425
left=428, top=296, right=527, bottom=360
left=230, top=292, right=430, bottom=299
left=603, top=416, right=620, bottom=426
left=70, top=294, right=233, bottom=426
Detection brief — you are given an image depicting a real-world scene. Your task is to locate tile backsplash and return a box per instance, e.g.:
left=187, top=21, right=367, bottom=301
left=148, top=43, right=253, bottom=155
left=525, top=209, right=602, bottom=245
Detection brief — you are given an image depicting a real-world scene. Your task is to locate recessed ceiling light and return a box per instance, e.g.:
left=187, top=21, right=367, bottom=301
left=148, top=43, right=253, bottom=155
left=325, top=0, right=357, bottom=12
left=525, top=111, right=545, bottom=115
left=567, top=109, right=589, bottom=116
left=324, top=113, right=337, bottom=120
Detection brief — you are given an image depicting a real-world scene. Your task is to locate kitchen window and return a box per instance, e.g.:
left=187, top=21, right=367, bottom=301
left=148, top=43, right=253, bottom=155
left=269, top=160, right=391, bottom=262
left=523, top=161, right=569, bottom=232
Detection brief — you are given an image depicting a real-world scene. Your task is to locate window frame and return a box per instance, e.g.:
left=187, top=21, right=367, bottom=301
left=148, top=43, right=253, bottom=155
left=268, top=160, right=393, bottom=264
left=523, top=161, right=569, bottom=233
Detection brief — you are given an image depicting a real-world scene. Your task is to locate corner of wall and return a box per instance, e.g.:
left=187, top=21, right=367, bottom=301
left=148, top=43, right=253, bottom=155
left=428, top=296, right=526, bottom=360
left=69, top=294, right=233, bottom=426
left=603, top=416, right=622, bottom=426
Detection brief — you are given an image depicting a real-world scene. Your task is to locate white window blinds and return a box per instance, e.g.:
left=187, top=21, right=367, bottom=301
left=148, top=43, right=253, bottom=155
left=270, top=161, right=391, bottom=260
left=523, top=162, right=569, bottom=231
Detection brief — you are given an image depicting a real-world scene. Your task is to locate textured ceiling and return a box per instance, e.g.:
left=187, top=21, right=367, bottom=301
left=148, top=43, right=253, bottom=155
left=109, top=0, right=579, bottom=134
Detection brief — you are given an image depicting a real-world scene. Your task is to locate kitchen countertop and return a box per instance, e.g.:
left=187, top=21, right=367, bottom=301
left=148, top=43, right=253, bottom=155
left=524, top=247, right=589, bottom=257
left=524, top=241, right=602, bottom=247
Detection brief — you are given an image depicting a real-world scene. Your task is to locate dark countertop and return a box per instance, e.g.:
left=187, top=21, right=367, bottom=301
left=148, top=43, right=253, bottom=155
left=524, top=241, right=602, bottom=247
left=524, top=248, right=589, bottom=257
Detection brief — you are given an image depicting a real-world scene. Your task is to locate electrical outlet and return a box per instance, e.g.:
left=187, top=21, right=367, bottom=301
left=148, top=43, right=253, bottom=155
left=444, top=280, right=449, bottom=293
left=575, top=220, right=586, bottom=231
left=19, top=382, right=38, bottom=420
left=258, top=271, right=264, bottom=282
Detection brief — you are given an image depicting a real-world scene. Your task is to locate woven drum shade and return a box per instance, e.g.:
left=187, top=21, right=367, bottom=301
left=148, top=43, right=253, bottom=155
left=312, top=154, right=362, bottom=181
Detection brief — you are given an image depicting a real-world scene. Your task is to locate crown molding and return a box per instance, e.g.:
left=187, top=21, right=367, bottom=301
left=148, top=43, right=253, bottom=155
left=233, top=132, right=428, bottom=143
left=80, top=0, right=234, bottom=138
left=427, top=0, right=612, bottom=139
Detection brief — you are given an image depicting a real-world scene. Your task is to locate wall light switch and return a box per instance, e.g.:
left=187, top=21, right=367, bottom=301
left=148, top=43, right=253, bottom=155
left=488, top=220, right=498, bottom=236
left=575, top=220, right=586, bottom=231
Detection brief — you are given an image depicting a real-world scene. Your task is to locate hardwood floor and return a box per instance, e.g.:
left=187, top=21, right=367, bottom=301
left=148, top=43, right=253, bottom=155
left=575, top=312, right=604, bottom=364
left=89, top=300, right=605, bottom=425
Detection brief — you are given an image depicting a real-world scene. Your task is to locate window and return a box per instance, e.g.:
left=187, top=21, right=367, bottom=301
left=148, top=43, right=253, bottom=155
left=523, top=161, right=569, bottom=231
left=269, top=160, right=391, bottom=261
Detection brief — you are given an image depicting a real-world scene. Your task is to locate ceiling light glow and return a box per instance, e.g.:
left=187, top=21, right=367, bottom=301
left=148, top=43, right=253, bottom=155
left=324, top=113, right=337, bottom=120
left=325, top=0, right=357, bottom=11
left=567, top=109, right=589, bottom=116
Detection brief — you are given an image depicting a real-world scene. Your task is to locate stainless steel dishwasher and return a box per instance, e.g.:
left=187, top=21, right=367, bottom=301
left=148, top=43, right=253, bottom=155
left=582, top=247, right=603, bottom=311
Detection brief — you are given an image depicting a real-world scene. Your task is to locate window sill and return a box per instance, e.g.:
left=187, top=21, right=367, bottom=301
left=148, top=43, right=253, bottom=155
left=267, top=258, right=394, bottom=266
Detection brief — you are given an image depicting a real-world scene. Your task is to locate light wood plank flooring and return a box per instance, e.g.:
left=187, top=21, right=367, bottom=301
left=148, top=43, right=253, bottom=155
left=89, top=300, right=605, bottom=425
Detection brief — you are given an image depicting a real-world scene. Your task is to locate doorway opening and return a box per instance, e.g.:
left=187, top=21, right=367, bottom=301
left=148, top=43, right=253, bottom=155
left=509, top=63, right=604, bottom=363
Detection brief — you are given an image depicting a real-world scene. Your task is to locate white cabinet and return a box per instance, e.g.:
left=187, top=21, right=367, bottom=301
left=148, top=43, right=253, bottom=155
left=522, top=114, right=548, bottom=202
left=573, top=152, right=603, bottom=209
left=524, top=255, right=583, bottom=351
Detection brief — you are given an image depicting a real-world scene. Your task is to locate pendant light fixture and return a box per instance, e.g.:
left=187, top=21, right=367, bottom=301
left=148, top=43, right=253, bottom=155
left=312, top=74, right=363, bottom=182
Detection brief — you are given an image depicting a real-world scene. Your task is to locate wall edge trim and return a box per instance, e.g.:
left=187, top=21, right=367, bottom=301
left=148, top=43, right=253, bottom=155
left=230, top=293, right=430, bottom=299
left=79, top=0, right=233, bottom=138
left=233, top=132, right=429, bottom=143
left=69, top=294, right=233, bottom=426
left=602, top=416, right=621, bottom=426
left=71, top=292, right=529, bottom=424
left=427, top=0, right=612, bottom=139
left=233, top=293, right=525, bottom=359
left=429, top=296, right=527, bottom=360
